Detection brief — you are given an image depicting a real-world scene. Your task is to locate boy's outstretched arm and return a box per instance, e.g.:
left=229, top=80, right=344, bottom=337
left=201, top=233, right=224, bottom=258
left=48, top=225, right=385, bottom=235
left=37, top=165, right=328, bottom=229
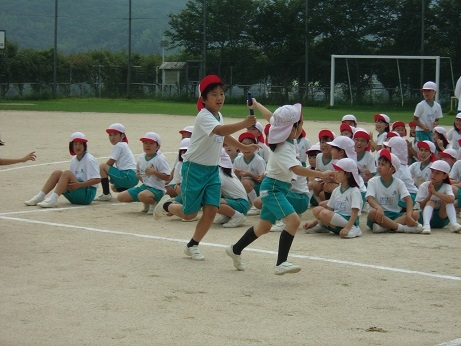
left=0, top=151, right=36, bottom=166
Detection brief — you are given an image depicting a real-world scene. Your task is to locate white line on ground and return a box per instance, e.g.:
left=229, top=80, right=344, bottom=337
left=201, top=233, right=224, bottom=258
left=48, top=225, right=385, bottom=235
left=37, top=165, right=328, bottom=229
left=436, top=338, right=461, bottom=346
left=1, top=215, right=461, bottom=282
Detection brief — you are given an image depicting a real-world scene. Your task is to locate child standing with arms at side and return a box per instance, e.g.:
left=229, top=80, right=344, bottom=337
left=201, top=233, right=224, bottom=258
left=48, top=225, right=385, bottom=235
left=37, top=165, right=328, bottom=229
left=117, top=132, right=170, bottom=215
left=366, top=149, right=422, bottom=233
left=95, top=123, right=138, bottom=201
left=25, top=132, right=100, bottom=208
left=153, top=75, right=258, bottom=261
left=416, top=160, right=461, bottom=234
left=225, top=103, right=331, bottom=275
left=413, top=81, right=443, bottom=142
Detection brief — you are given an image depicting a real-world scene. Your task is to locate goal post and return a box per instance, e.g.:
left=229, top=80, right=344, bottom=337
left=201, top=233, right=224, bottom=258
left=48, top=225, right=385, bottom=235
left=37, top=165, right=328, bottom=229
left=330, top=54, right=441, bottom=106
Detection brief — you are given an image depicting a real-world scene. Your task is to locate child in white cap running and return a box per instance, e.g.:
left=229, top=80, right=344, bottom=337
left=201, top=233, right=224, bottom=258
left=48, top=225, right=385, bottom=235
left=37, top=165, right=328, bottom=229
left=116, top=132, right=170, bottom=215
left=153, top=74, right=258, bottom=261
left=413, top=81, right=443, bottom=142
left=416, top=160, right=461, bottom=234
left=225, top=102, right=331, bottom=275
left=95, top=123, right=138, bottom=201
left=366, top=149, right=422, bottom=233
left=24, top=132, right=101, bottom=208
left=307, top=158, right=363, bottom=238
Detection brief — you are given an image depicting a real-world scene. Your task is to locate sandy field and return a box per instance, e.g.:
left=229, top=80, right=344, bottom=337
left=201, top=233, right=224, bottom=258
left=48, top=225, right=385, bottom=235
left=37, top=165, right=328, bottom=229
left=0, top=110, right=460, bottom=346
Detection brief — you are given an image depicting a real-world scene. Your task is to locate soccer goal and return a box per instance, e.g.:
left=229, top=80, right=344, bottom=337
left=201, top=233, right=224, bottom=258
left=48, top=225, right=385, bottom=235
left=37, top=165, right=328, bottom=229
left=329, top=54, right=441, bottom=106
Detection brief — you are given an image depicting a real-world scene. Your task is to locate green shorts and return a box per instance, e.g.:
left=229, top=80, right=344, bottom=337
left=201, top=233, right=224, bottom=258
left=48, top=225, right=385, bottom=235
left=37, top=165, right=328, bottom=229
left=260, top=177, right=294, bottom=225
left=181, top=161, right=221, bottom=214
left=399, top=193, right=416, bottom=210
left=286, top=191, right=309, bottom=215
left=366, top=210, right=403, bottom=229
left=108, top=166, right=138, bottom=190
left=224, top=197, right=250, bottom=215
left=63, top=186, right=97, bottom=205
left=326, top=214, right=360, bottom=235
left=416, top=130, right=433, bottom=142
left=418, top=208, right=449, bottom=228
left=127, top=184, right=164, bottom=202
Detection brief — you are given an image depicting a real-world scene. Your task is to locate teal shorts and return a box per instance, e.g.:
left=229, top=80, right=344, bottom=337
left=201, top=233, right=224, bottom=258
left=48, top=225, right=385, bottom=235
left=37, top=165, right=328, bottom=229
left=457, top=189, right=461, bottom=208
left=63, top=186, right=97, bottom=205
left=260, top=177, right=294, bottom=225
left=224, top=197, right=250, bottom=215
left=398, top=193, right=416, bottom=210
left=416, top=130, right=433, bottom=142
left=254, top=181, right=261, bottom=196
left=286, top=191, right=309, bottom=215
left=181, top=161, right=221, bottom=214
left=108, top=167, right=138, bottom=190
left=418, top=208, right=449, bottom=228
left=326, top=214, right=360, bottom=235
left=127, top=184, right=164, bottom=202
left=366, top=210, right=403, bottom=229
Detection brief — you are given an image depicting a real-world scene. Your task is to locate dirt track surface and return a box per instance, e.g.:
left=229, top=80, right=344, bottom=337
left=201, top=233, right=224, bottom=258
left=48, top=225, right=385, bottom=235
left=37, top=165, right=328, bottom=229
left=0, top=110, right=460, bottom=345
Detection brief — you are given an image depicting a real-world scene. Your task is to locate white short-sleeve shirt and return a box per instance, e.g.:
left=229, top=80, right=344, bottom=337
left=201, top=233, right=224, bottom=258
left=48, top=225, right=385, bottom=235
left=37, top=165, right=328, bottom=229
left=265, top=140, right=299, bottom=183
left=327, top=185, right=362, bottom=217
left=414, top=100, right=443, bottom=132
left=233, top=154, right=266, bottom=181
left=416, top=181, right=453, bottom=209
left=110, top=142, right=136, bottom=171
left=366, top=176, right=409, bottom=213
left=69, top=152, right=101, bottom=188
left=137, top=153, right=171, bottom=191
left=220, top=170, right=248, bottom=201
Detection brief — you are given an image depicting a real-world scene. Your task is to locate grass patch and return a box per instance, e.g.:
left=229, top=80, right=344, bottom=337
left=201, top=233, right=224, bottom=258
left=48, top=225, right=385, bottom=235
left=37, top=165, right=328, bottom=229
left=0, top=98, right=455, bottom=125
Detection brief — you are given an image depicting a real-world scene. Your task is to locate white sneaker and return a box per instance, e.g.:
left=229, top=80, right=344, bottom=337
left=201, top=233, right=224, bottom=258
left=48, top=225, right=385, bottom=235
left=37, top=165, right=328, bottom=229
left=274, top=261, right=301, bottom=275
left=37, top=198, right=58, bottom=208
left=94, top=193, right=112, bottom=201
left=24, top=195, right=44, bottom=206
left=223, top=214, right=246, bottom=228
left=247, top=206, right=260, bottom=216
left=153, top=195, right=172, bottom=221
left=343, top=225, right=362, bottom=238
left=181, top=217, right=199, bottom=222
left=213, top=214, right=230, bottom=224
left=305, top=223, right=329, bottom=234
left=141, top=203, right=149, bottom=213
left=184, top=245, right=204, bottom=261
left=421, top=224, right=431, bottom=234
left=448, top=222, right=461, bottom=233
left=146, top=202, right=157, bottom=215
left=403, top=223, right=423, bottom=233
left=270, top=220, right=285, bottom=232
left=372, top=223, right=389, bottom=233
left=362, top=202, right=370, bottom=213
left=225, top=245, right=244, bottom=271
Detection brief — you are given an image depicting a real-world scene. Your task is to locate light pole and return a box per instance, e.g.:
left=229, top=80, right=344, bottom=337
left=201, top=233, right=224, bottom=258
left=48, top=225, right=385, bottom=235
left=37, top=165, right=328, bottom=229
left=304, top=0, right=309, bottom=101
left=420, top=0, right=425, bottom=86
left=127, top=0, right=132, bottom=97
left=53, top=0, right=58, bottom=98
left=202, top=0, right=207, bottom=79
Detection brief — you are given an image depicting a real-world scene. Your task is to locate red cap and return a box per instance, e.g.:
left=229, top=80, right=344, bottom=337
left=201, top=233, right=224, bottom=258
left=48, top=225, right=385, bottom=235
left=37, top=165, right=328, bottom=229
left=197, top=75, right=223, bottom=111
left=238, top=132, right=257, bottom=143
left=340, top=123, right=353, bottom=134
left=408, top=121, right=417, bottom=127
left=318, top=129, right=335, bottom=140
left=353, top=130, right=370, bottom=141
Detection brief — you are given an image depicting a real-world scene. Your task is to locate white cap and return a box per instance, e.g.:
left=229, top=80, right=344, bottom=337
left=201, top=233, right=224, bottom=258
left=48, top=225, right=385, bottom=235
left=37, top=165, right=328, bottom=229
left=421, top=81, right=437, bottom=91
left=430, top=160, right=450, bottom=174
left=254, top=122, right=264, bottom=133
left=382, top=136, right=407, bottom=164
left=306, top=142, right=321, bottom=154
left=456, top=112, right=461, bottom=119
left=332, top=158, right=361, bottom=186
left=140, top=132, right=161, bottom=145
left=378, top=148, right=401, bottom=172
left=69, top=132, right=87, bottom=142
left=268, top=103, right=302, bottom=144
left=417, top=140, right=436, bottom=154
left=106, top=123, right=126, bottom=134
left=434, top=126, right=448, bottom=142
left=439, top=148, right=457, bottom=160
left=374, top=113, right=390, bottom=123
left=326, top=136, right=357, bottom=161
left=179, top=138, right=190, bottom=150
left=341, top=114, right=357, bottom=123
left=219, top=148, right=233, bottom=169
left=179, top=126, right=194, bottom=134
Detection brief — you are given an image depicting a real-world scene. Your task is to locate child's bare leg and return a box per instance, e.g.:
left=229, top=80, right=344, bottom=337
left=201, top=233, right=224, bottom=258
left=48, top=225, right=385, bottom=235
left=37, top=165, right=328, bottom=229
left=168, top=203, right=199, bottom=221
left=41, top=170, right=63, bottom=194
left=117, top=190, right=134, bottom=203
left=190, top=204, right=218, bottom=242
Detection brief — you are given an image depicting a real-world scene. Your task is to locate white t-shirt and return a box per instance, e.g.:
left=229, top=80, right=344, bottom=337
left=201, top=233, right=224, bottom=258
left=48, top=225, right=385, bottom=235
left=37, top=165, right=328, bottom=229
left=446, top=128, right=461, bottom=158
left=394, top=165, right=418, bottom=194
left=137, top=153, right=170, bottom=191
left=315, top=153, right=334, bottom=172
left=290, top=173, right=309, bottom=194
left=265, top=140, right=299, bottom=183
left=183, top=108, right=224, bottom=166
left=450, top=160, right=461, bottom=182
left=171, top=161, right=183, bottom=185
left=327, top=185, right=362, bottom=217
left=409, top=161, right=432, bottom=184
left=376, top=131, right=387, bottom=146
left=69, top=152, right=101, bottom=188
left=416, top=181, right=453, bottom=209
left=414, top=100, right=443, bottom=132
left=296, top=137, right=312, bottom=165
left=455, top=76, right=461, bottom=112
left=233, top=154, right=266, bottom=182
left=357, top=151, right=377, bottom=178
left=220, top=170, right=248, bottom=201
left=110, top=142, right=136, bottom=171
left=256, top=142, right=271, bottom=163
left=366, top=176, right=409, bottom=213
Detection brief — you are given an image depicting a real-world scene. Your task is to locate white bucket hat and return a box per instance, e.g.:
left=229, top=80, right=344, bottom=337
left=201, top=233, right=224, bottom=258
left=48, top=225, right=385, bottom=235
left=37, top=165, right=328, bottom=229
left=382, top=136, right=407, bottom=165
left=332, top=158, right=361, bottom=186
left=179, top=138, right=190, bottom=150
left=268, top=103, right=302, bottom=144
left=219, top=148, right=233, bottom=169
left=430, top=160, right=450, bottom=174
left=140, top=132, right=161, bottom=145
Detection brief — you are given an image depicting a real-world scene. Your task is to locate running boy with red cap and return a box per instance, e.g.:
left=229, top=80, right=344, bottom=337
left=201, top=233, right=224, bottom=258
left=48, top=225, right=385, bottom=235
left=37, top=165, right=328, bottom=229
left=95, top=123, right=138, bottom=201
left=153, top=74, right=258, bottom=261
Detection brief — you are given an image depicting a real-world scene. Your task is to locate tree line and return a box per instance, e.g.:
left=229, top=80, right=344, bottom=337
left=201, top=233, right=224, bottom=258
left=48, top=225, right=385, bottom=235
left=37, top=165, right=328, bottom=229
left=1, top=0, right=460, bottom=106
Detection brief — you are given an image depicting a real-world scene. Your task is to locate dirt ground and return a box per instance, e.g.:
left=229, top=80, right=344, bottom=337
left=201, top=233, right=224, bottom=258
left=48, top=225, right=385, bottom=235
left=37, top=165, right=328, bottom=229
left=0, top=110, right=460, bottom=346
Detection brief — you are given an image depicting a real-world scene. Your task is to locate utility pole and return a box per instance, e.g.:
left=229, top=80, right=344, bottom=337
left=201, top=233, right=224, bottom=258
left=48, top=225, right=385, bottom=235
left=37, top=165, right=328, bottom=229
left=127, top=0, right=132, bottom=97
left=202, top=0, right=207, bottom=79
left=53, top=0, right=58, bottom=98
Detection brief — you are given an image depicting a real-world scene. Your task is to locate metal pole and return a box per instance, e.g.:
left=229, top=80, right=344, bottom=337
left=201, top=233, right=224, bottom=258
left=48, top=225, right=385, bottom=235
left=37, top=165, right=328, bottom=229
left=53, top=0, right=58, bottom=98
left=420, top=0, right=425, bottom=86
left=127, top=0, right=132, bottom=97
left=202, top=0, right=207, bottom=79
left=304, top=0, right=308, bottom=100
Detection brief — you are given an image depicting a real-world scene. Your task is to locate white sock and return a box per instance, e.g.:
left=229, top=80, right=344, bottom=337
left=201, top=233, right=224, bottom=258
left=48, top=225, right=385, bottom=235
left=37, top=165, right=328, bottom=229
left=446, top=203, right=457, bottom=224
left=330, top=213, right=348, bottom=227
left=49, top=192, right=59, bottom=201
left=422, top=205, right=434, bottom=225
left=233, top=211, right=243, bottom=218
left=397, top=224, right=406, bottom=232
left=37, top=191, right=46, bottom=199
left=247, top=190, right=257, bottom=204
